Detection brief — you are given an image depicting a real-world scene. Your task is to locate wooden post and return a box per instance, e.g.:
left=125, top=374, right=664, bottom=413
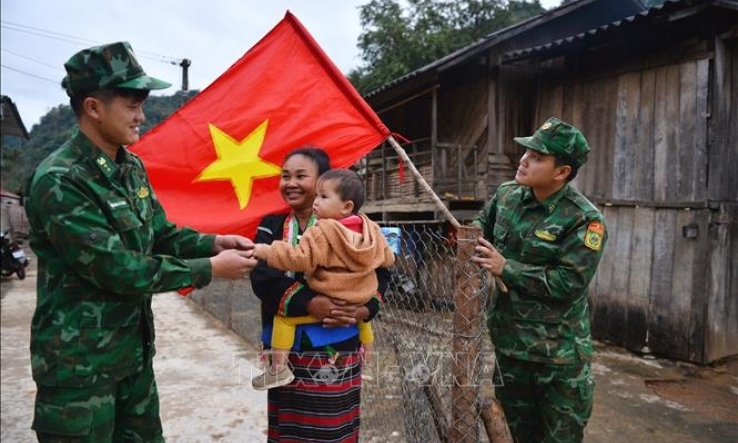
left=449, top=225, right=484, bottom=443
left=479, top=397, right=515, bottom=443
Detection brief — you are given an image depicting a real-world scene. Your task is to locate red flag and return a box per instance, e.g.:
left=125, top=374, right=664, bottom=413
left=131, top=12, right=389, bottom=238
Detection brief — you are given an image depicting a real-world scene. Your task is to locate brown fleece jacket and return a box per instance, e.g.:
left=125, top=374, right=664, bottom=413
left=254, top=214, right=395, bottom=304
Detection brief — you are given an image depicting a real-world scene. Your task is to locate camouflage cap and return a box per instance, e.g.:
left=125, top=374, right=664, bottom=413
left=513, top=117, right=590, bottom=168
left=61, top=41, right=171, bottom=97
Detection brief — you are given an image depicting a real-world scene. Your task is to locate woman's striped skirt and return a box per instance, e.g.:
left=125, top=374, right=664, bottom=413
left=267, top=351, right=363, bottom=443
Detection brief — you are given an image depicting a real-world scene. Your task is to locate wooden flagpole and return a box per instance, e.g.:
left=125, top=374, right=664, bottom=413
left=386, top=135, right=508, bottom=293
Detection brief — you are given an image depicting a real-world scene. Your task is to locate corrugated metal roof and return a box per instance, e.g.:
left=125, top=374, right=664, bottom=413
left=502, top=0, right=735, bottom=62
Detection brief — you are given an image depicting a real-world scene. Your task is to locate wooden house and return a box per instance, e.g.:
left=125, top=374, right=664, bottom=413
left=362, top=0, right=738, bottom=364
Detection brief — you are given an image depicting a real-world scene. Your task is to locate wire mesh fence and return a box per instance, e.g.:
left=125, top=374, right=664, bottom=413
left=190, top=221, right=500, bottom=442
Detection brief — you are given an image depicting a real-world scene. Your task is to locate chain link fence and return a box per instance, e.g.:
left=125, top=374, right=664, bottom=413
left=191, top=221, right=502, bottom=442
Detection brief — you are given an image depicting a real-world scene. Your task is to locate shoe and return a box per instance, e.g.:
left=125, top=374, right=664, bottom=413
left=361, top=371, right=374, bottom=382
left=361, top=365, right=374, bottom=382
left=252, top=366, right=295, bottom=390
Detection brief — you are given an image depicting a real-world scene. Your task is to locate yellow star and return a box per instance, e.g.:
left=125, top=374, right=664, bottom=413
left=195, top=120, right=281, bottom=209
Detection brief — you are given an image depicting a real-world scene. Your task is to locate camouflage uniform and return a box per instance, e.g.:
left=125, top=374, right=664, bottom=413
left=27, top=42, right=211, bottom=442
left=474, top=118, right=607, bottom=443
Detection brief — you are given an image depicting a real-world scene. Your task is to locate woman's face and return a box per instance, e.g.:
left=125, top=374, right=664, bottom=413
left=280, top=154, right=320, bottom=211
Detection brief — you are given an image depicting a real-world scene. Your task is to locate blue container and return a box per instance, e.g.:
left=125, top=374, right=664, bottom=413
left=381, top=227, right=401, bottom=255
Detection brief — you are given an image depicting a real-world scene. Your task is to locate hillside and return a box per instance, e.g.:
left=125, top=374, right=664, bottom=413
left=0, top=90, right=199, bottom=194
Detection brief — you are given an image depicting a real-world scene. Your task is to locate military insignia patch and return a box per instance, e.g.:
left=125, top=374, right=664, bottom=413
left=535, top=230, right=557, bottom=241
left=137, top=187, right=150, bottom=199
left=95, top=156, right=112, bottom=173
left=584, top=221, right=604, bottom=251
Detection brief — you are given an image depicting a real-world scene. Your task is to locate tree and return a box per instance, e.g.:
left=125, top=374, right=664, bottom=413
left=348, top=0, right=546, bottom=94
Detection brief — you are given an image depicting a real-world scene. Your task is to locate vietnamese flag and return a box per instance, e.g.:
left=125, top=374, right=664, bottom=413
left=131, top=12, right=390, bottom=238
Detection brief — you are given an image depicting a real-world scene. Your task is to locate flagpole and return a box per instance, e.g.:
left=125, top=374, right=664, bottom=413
left=387, top=135, right=460, bottom=228
left=386, top=135, right=508, bottom=293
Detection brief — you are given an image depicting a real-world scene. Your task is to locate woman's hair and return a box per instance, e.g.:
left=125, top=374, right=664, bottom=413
left=283, top=146, right=331, bottom=176
left=318, top=168, right=365, bottom=214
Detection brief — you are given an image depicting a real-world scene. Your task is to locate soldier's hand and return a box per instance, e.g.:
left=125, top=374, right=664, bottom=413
left=210, top=249, right=257, bottom=279
left=472, top=237, right=506, bottom=277
left=213, top=235, right=254, bottom=255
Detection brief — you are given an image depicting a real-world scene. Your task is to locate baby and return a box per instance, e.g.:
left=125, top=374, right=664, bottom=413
left=251, top=168, right=395, bottom=390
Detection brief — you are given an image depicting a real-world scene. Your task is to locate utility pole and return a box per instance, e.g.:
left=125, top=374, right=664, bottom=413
left=179, top=58, right=191, bottom=107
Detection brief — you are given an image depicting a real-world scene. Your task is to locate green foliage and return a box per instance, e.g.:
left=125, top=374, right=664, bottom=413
left=0, top=91, right=198, bottom=194
left=348, top=0, right=547, bottom=94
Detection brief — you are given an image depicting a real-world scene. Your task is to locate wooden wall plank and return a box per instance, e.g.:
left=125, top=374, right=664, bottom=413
left=609, top=206, right=634, bottom=344
left=650, top=209, right=696, bottom=360
left=706, top=204, right=738, bottom=362
left=672, top=209, right=698, bottom=361
left=600, top=77, right=618, bottom=200
left=687, top=208, right=711, bottom=362
left=655, top=65, right=682, bottom=202
left=637, top=70, right=656, bottom=202
left=692, top=59, right=709, bottom=201
left=727, top=39, right=738, bottom=199
left=653, top=65, right=669, bottom=202
left=624, top=207, right=655, bottom=351
left=647, top=209, right=677, bottom=357
left=548, top=84, right=564, bottom=121
left=614, top=72, right=640, bottom=200
left=708, top=36, right=738, bottom=200
left=591, top=205, right=617, bottom=341
left=488, top=72, right=499, bottom=154
left=581, top=78, right=605, bottom=198
left=569, top=83, right=587, bottom=193
left=678, top=61, right=698, bottom=201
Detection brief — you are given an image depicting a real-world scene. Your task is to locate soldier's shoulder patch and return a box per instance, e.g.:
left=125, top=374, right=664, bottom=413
left=584, top=221, right=604, bottom=251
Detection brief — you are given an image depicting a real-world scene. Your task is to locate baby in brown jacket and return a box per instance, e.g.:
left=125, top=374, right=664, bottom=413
left=252, top=168, right=395, bottom=390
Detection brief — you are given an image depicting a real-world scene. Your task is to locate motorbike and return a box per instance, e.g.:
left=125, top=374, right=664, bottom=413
left=1, top=230, right=30, bottom=280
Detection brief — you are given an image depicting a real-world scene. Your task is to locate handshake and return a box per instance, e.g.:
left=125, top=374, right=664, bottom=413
left=209, top=234, right=259, bottom=280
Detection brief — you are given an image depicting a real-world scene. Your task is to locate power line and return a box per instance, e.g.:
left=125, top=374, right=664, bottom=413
left=0, top=20, right=183, bottom=65
left=1, top=47, right=63, bottom=71
left=1, top=20, right=98, bottom=46
left=0, top=64, right=59, bottom=84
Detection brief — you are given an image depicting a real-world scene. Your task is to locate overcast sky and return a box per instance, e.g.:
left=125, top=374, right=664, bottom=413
left=1, top=0, right=560, bottom=130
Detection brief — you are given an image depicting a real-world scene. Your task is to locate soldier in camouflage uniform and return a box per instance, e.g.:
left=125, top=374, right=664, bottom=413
left=26, top=42, right=258, bottom=443
left=472, top=117, right=607, bottom=443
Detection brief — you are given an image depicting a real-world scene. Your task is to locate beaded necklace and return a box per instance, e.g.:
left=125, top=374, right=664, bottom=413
left=281, top=212, right=317, bottom=277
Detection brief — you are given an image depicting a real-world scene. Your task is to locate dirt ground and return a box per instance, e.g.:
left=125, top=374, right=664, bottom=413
left=644, top=357, right=738, bottom=424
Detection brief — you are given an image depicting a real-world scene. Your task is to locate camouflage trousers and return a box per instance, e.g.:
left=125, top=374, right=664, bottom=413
left=32, top=363, right=164, bottom=443
left=493, top=352, right=594, bottom=443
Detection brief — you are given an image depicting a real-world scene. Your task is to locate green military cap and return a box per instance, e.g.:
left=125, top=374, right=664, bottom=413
left=61, top=41, right=171, bottom=97
left=513, top=117, right=590, bottom=168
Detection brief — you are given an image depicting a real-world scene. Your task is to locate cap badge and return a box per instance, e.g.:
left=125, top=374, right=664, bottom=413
left=540, top=121, right=552, bottom=130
